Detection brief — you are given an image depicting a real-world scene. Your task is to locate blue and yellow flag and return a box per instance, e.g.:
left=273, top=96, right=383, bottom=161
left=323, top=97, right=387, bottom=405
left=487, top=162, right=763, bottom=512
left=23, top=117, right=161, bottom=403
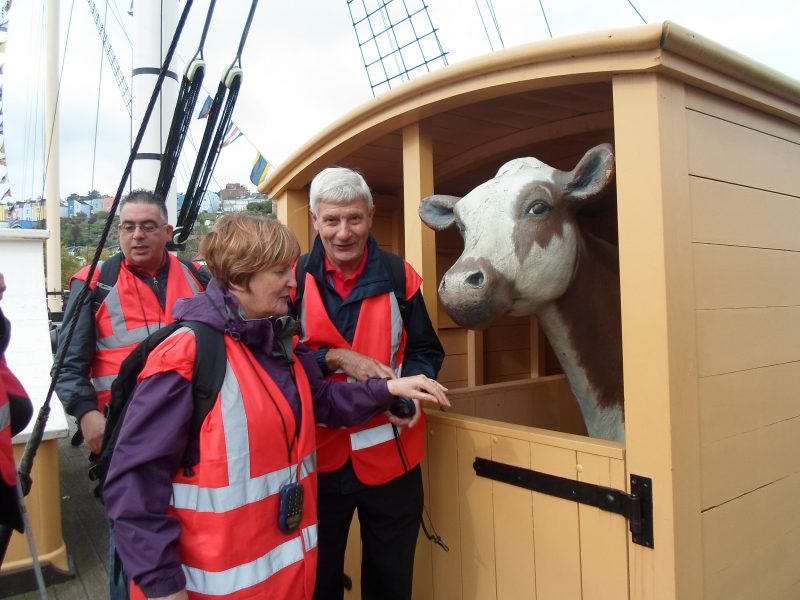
left=250, top=152, right=273, bottom=186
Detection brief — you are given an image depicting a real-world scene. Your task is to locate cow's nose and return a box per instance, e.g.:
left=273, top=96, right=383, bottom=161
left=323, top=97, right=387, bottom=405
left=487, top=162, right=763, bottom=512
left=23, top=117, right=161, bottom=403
left=465, top=270, right=484, bottom=287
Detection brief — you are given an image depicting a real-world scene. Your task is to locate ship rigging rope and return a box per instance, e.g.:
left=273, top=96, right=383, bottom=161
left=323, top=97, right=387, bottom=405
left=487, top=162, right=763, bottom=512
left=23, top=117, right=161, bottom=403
left=11, top=0, right=196, bottom=512
left=155, top=0, right=218, bottom=207
left=175, top=0, right=259, bottom=246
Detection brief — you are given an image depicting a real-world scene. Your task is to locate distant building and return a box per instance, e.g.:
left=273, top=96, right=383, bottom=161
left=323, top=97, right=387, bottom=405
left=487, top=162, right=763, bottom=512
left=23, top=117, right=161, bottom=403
left=219, top=183, right=249, bottom=201
left=67, top=197, right=91, bottom=217
left=221, top=197, right=250, bottom=213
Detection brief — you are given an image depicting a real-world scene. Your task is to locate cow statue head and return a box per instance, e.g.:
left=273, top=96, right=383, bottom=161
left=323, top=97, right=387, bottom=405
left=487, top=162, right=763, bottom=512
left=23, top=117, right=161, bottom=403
left=419, top=143, right=615, bottom=329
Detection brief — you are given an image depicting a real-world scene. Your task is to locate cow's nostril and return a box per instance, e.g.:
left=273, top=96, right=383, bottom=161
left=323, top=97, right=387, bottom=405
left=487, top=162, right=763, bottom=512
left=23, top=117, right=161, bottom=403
left=465, top=271, right=484, bottom=287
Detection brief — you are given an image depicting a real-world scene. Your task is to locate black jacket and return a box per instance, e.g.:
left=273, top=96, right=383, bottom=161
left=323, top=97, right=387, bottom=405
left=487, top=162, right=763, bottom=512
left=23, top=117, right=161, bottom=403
left=294, top=235, right=444, bottom=379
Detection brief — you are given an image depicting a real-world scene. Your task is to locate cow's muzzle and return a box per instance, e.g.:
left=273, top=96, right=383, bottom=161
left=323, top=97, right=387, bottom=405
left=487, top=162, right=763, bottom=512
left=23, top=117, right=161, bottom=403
left=438, top=257, right=514, bottom=329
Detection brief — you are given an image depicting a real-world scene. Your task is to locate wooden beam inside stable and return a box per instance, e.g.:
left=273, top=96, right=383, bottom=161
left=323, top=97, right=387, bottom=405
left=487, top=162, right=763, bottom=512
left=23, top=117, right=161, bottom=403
left=402, top=120, right=438, bottom=329
left=275, top=188, right=311, bottom=253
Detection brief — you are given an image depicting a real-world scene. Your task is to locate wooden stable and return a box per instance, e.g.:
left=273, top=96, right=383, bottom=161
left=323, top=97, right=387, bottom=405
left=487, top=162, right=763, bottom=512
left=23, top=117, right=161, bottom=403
left=261, top=22, right=800, bottom=599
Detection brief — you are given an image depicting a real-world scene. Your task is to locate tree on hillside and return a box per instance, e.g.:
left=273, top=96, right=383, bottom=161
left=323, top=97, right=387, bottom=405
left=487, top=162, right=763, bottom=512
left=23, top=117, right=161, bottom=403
left=246, top=200, right=272, bottom=214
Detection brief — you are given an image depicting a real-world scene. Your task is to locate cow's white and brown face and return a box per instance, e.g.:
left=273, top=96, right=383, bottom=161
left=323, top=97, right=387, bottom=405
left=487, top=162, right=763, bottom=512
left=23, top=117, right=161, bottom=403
left=420, top=143, right=615, bottom=329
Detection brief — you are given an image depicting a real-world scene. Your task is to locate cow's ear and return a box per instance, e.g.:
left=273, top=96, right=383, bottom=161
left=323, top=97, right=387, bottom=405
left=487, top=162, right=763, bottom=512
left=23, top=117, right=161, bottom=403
left=419, top=194, right=460, bottom=231
left=565, top=143, right=615, bottom=201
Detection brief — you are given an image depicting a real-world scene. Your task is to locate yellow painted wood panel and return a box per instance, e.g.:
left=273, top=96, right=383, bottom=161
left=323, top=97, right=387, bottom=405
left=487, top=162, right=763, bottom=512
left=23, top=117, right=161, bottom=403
left=696, top=306, right=800, bottom=376
left=690, top=177, right=800, bottom=251
left=699, top=360, right=800, bottom=444
left=492, top=436, right=537, bottom=600
left=426, top=422, right=463, bottom=600
left=456, top=428, right=497, bottom=600
left=701, top=413, right=800, bottom=508
left=694, top=243, right=800, bottom=309
left=439, top=328, right=467, bottom=355
left=577, top=452, right=630, bottom=600
left=413, top=443, right=434, bottom=600
left=702, top=472, right=800, bottom=599
left=343, top=516, right=362, bottom=599
left=685, top=86, right=800, bottom=145
left=485, top=349, right=531, bottom=380
left=686, top=110, right=800, bottom=196
left=530, top=443, right=581, bottom=600
left=484, top=319, right=532, bottom=351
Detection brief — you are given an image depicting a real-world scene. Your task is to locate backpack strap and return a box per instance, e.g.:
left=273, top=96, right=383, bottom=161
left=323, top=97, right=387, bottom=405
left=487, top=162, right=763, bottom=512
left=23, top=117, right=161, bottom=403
left=180, top=320, right=226, bottom=473
left=293, top=252, right=312, bottom=309
left=92, top=252, right=123, bottom=312
left=378, top=250, right=408, bottom=310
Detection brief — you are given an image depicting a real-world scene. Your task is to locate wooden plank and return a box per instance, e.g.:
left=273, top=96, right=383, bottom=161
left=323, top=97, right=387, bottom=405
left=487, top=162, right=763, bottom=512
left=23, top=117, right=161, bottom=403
left=696, top=306, right=800, bottom=376
left=685, top=86, right=800, bottom=144
left=343, top=516, right=362, bottom=599
left=485, top=349, right=531, bottom=381
left=484, top=320, right=532, bottom=351
left=693, top=243, right=800, bottom=309
left=412, top=440, right=433, bottom=600
left=614, top=72, right=701, bottom=599
left=701, top=413, right=800, bottom=509
left=403, top=121, right=438, bottom=328
left=492, top=436, right=536, bottom=600
left=577, top=452, right=630, bottom=600
left=426, top=421, right=463, bottom=599
left=438, top=353, right=468, bottom=388
left=686, top=110, right=800, bottom=196
left=439, top=328, right=468, bottom=355
left=702, top=472, right=800, bottom=599
left=690, top=177, right=800, bottom=251
left=457, top=428, right=496, bottom=600
left=530, top=443, right=581, bottom=600
left=467, top=329, right=484, bottom=387
left=699, top=361, right=800, bottom=445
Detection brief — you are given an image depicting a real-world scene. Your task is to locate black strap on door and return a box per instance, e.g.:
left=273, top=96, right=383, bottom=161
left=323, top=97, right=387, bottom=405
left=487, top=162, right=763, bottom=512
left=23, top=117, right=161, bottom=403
left=473, top=457, right=654, bottom=548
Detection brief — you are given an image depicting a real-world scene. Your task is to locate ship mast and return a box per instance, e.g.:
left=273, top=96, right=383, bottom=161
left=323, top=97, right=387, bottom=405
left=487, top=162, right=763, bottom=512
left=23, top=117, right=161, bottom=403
left=44, top=0, right=61, bottom=312
left=131, top=0, right=179, bottom=223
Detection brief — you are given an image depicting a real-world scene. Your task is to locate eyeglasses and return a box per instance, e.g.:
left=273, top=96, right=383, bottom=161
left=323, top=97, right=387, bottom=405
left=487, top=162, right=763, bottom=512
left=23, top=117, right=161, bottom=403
left=118, top=221, right=167, bottom=235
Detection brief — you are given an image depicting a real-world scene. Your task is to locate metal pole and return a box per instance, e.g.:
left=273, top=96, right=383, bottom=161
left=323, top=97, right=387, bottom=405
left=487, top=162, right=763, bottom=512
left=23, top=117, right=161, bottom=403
left=45, top=0, right=61, bottom=312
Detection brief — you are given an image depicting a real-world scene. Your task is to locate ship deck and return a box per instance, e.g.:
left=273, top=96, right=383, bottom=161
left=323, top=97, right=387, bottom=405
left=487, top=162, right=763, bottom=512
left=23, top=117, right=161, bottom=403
left=4, top=424, right=109, bottom=600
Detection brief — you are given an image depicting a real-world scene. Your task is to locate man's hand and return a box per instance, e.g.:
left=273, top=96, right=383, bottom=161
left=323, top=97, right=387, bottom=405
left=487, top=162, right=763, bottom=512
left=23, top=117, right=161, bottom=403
left=386, top=375, right=450, bottom=428
left=79, top=410, right=107, bottom=455
left=326, top=348, right=397, bottom=382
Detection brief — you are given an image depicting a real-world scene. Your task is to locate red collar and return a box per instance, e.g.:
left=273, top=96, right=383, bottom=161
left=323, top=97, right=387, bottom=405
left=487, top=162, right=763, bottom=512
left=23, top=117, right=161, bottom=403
left=324, top=247, right=368, bottom=299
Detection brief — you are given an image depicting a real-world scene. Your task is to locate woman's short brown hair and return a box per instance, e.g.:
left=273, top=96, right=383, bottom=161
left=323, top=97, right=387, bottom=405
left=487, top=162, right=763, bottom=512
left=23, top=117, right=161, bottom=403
left=200, top=212, right=300, bottom=291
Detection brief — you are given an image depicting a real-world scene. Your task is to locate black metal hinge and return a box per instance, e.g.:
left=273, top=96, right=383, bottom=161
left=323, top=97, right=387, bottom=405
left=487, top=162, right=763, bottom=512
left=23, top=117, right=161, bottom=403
left=473, top=457, right=654, bottom=548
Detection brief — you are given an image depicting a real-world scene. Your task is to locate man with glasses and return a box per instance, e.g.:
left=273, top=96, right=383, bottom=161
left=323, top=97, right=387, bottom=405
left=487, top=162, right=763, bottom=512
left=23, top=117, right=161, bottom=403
left=53, top=189, right=208, bottom=599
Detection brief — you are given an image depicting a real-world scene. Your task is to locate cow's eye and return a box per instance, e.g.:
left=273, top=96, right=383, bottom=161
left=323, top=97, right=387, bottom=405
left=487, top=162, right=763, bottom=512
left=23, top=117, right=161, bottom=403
left=524, top=201, right=551, bottom=217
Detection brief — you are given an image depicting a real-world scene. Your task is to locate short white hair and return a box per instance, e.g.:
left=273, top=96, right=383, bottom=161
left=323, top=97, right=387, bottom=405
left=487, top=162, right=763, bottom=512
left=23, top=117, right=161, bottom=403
left=309, top=167, right=373, bottom=216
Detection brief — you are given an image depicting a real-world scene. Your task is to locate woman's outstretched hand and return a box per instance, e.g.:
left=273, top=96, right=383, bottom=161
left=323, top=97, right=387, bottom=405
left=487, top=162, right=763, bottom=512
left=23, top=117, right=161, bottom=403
left=386, top=375, right=450, bottom=428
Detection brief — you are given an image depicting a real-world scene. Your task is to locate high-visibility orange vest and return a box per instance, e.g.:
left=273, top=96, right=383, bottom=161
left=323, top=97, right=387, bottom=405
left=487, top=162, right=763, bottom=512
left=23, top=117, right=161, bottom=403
left=298, top=268, right=426, bottom=486
left=128, top=328, right=319, bottom=600
left=72, top=255, right=203, bottom=413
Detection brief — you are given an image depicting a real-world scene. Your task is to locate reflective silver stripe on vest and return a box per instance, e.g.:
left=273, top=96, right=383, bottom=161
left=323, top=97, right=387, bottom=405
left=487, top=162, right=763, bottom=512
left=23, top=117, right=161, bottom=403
left=0, top=402, right=10, bottom=430
left=178, top=261, right=203, bottom=295
left=90, top=374, right=117, bottom=392
left=350, top=422, right=402, bottom=451
left=302, top=524, right=318, bottom=552
left=388, top=293, right=403, bottom=369
left=183, top=528, right=316, bottom=595
left=170, top=363, right=317, bottom=514
left=96, top=264, right=199, bottom=350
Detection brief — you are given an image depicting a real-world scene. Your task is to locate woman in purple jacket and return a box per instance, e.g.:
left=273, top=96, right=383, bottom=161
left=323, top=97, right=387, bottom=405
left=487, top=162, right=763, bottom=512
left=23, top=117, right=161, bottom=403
left=103, top=213, right=448, bottom=600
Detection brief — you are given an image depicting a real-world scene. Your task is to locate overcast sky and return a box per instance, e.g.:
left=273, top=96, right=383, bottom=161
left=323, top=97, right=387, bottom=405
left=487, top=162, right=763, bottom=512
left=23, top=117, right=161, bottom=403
left=3, top=0, right=799, bottom=202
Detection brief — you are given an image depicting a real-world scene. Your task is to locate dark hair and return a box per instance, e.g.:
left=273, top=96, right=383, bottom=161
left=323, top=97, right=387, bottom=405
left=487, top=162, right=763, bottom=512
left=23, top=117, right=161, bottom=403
left=119, top=189, right=168, bottom=223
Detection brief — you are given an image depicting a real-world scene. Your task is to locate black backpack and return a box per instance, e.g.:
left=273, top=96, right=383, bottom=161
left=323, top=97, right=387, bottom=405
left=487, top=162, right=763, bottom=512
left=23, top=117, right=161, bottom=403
left=88, top=320, right=226, bottom=491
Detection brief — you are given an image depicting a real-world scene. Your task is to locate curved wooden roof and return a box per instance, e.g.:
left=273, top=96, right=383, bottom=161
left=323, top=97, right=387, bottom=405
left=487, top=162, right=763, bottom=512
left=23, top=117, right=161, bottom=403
left=261, top=21, right=800, bottom=198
